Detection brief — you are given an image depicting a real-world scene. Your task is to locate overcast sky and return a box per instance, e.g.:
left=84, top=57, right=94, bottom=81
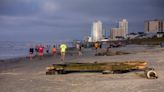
left=0, top=0, right=164, bottom=42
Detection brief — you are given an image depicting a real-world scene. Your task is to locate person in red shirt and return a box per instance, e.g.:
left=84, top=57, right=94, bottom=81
left=38, top=45, right=44, bottom=60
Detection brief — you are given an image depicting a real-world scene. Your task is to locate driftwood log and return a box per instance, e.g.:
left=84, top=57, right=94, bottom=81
left=46, top=61, right=158, bottom=79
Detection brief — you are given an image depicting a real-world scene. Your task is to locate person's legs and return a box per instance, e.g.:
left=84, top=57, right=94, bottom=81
left=39, top=52, right=43, bottom=60
left=61, top=52, right=65, bottom=61
left=63, top=52, right=65, bottom=61
left=60, top=52, right=63, bottom=61
left=95, top=48, right=97, bottom=53
left=53, top=51, right=56, bottom=56
left=29, top=53, right=33, bottom=60
left=78, top=51, right=82, bottom=56
left=77, top=48, right=82, bottom=56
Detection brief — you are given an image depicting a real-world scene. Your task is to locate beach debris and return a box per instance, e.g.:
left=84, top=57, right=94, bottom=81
left=144, top=68, right=158, bottom=79
left=95, top=51, right=130, bottom=56
left=46, top=61, right=158, bottom=79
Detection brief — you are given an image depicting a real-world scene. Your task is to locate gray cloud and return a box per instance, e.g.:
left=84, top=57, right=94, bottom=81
left=0, top=0, right=40, bottom=16
left=0, top=0, right=164, bottom=42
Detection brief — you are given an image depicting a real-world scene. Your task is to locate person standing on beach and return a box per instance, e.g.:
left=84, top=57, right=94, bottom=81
left=76, top=43, right=82, bottom=56
left=46, top=45, right=50, bottom=55
left=29, top=47, right=34, bottom=60
left=94, top=42, right=99, bottom=53
left=35, top=45, right=39, bottom=55
left=38, top=45, right=44, bottom=60
left=52, top=45, right=57, bottom=56
left=60, top=43, right=67, bottom=61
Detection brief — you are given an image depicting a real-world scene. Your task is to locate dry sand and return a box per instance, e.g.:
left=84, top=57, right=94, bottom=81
left=0, top=45, right=164, bottom=92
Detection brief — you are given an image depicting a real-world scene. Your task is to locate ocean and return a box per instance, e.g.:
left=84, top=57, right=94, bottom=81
left=0, top=41, right=75, bottom=60
left=0, top=41, right=28, bottom=60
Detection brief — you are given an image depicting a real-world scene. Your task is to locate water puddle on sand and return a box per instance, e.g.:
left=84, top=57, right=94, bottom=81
left=0, top=72, right=21, bottom=75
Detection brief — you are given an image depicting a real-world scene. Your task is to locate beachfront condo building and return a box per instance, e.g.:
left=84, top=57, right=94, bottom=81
left=91, top=20, right=103, bottom=42
left=144, top=19, right=164, bottom=33
left=110, top=19, right=128, bottom=40
left=110, top=28, right=125, bottom=40
left=119, top=19, right=128, bottom=36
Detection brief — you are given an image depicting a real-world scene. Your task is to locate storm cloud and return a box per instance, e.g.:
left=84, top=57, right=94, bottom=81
left=0, top=0, right=164, bottom=42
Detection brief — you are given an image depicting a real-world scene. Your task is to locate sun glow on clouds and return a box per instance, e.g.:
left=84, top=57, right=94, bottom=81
left=41, top=1, right=58, bottom=14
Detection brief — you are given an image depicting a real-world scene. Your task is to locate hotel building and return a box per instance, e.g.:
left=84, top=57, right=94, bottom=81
left=110, top=19, right=128, bottom=40
left=119, top=19, right=128, bottom=36
left=145, top=19, right=164, bottom=33
left=91, top=20, right=103, bottom=42
left=110, top=28, right=125, bottom=39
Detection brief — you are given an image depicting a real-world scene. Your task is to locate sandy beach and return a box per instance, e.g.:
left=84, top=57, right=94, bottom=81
left=0, top=45, right=164, bottom=92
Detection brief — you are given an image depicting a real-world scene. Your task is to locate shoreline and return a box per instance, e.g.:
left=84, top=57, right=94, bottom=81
left=0, top=44, right=162, bottom=64
left=0, top=45, right=164, bottom=92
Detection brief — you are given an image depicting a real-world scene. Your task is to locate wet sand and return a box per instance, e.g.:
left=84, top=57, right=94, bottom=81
left=0, top=45, right=164, bottom=92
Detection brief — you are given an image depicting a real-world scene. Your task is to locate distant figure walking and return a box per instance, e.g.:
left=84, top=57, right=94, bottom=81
left=76, top=43, right=82, bottom=56
left=52, top=45, right=57, bottom=56
left=29, top=47, right=34, bottom=60
left=46, top=45, right=51, bottom=55
left=38, top=45, right=44, bottom=60
left=35, top=45, right=39, bottom=55
left=60, top=43, right=67, bottom=61
left=94, top=42, right=99, bottom=52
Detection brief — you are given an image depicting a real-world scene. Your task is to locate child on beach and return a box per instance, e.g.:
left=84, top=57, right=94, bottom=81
left=29, top=47, right=34, bottom=60
left=60, top=43, right=67, bottom=61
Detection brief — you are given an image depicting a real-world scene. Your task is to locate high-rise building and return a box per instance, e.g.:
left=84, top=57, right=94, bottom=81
left=110, top=19, right=128, bottom=40
left=110, top=28, right=125, bottom=39
left=144, top=19, right=164, bottom=33
left=91, top=20, right=103, bottom=42
left=119, top=19, right=128, bottom=37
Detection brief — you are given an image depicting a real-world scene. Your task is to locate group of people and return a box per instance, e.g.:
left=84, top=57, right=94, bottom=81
left=28, top=42, right=86, bottom=61
left=29, top=43, right=67, bottom=61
